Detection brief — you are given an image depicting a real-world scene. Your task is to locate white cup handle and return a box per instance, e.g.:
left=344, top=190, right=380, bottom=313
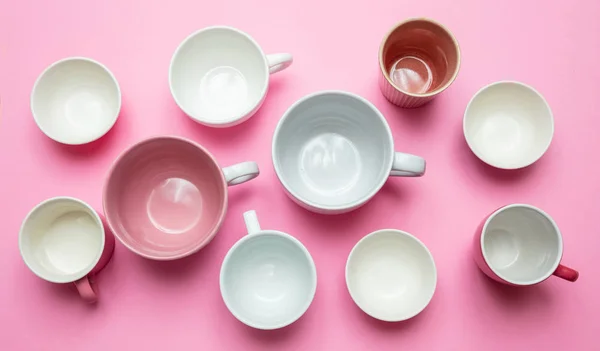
left=243, top=210, right=261, bottom=235
left=390, top=152, right=426, bottom=177
left=222, top=161, right=260, bottom=186
left=266, top=53, right=293, bottom=74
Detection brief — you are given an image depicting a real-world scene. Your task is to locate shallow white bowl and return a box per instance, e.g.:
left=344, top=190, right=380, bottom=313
left=463, top=81, right=554, bottom=169
left=220, top=219, right=317, bottom=330
left=346, top=229, right=437, bottom=321
left=31, top=57, right=121, bottom=145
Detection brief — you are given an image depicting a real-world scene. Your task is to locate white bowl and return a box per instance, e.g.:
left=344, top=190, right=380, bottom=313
left=31, top=57, right=121, bottom=145
left=220, top=211, right=317, bottom=330
left=346, top=229, right=437, bottom=321
left=169, top=26, right=270, bottom=127
left=463, top=81, right=554, bottom=169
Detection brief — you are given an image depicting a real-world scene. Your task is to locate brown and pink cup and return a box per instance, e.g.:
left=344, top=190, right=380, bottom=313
left=379, top=18, right=460, bottom=108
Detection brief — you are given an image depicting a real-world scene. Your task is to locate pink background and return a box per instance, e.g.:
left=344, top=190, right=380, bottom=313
left=1, top=0, right=599, bottom=349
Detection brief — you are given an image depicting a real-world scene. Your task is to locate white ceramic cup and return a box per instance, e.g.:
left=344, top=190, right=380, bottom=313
left=474, top=204, right=579, bottom=285
left=272, top=90, right=426, bottom=214
left=346, top=229, right=437, bottom=321
left=19, top=197, right=115, bottom=303
left=220, top=210, right=317, bottom=330
left=31, top=57, right=121, bottom=145
left=463, top=81, right=554, bottom=169
left=169, top=26, right=293, bottom=128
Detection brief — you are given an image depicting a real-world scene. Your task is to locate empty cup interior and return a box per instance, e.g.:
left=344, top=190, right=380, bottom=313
left=273, top=92, right=392, bottom=209
left=31, top=58, right=120, bottom=144
left=20, top=198, right=104, bottom=283
left=346, top=230, right=436, bottom=321
left=381, top=19, right=459, bottom=95
left=169, top=27, right=268, bottom=124
left=464, top=82, right=554, bottom=169
left=221, top=232, right=316, bottom=329
left=482, top=205, right=561, bottom=284
left=104, top=137, right=226, bottom=259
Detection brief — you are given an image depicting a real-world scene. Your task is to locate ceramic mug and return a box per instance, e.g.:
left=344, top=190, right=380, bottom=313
left=169, top=26, right=293, bottom=127
left=379, top=18, right=460, bottom=108
left=19, top=197, right=115, bottom=303
left=272, top=90, right=426, bottom=214
left=346, top=229, right=437, bottom=321
left=31, top=57, right=121, bottom=144
left=220, top=210, right=317, bottom=330
left=103, top=136, right=260, bottom=260
left=474, top=204, right=579, bottom=285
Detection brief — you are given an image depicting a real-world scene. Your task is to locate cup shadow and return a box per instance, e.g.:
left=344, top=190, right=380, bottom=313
left=135, top=235, right=221, bottom=282
left=181, top=77, right=288, bottom=148
left=284, top=181, right=405, bottom=236
left=238, top=312, right=307, bottom=344
left=344, top=271, right=432, bottom=332
left=454, top=127, right=538, bottom=183
left=49, top=101, right=130, bottom=158
left=385, top=96, right=439, bottom=129
left=470, top=256, right=554, bottom=309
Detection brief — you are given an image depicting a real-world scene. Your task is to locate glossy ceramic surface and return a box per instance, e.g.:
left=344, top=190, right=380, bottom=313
left=103, top=136, right=259, bottom=260
left=169, top=26, right=292, bottom=127
left=346, top=229, right=437, bottom=321
left=464, top=81, right=554, bottom=169
left=272, top=90, right=426, bottom=214
left=31, top=57, right=121, bottom=144
left=379, top=18, right=460, bottom=108
left=220, top=211, right=316, bottom=330
left=474, top=204, right=579, bottom=285
left=19, top=197, right=115, bottom=302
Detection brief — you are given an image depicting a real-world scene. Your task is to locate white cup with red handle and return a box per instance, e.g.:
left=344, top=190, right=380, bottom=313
left=473, top=204, right=578, bottom=286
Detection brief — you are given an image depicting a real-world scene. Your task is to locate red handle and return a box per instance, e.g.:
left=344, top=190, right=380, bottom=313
left=74, top=276, right=98, bottom=303
left=553, top=264, right=579, bottom=282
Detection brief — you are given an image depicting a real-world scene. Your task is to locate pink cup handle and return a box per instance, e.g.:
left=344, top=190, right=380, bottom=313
left=74, top=276, right=97, bottom=303
left=553, top=264, right=579, bottom=282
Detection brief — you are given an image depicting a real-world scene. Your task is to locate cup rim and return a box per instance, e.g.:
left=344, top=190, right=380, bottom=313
left=102, top=135, right=229, bottom=260
left=463, top=80, right=555, bottom=170
left=168, top=25, right=270, bottom=127
left=220, top=229, right=317, bottom=330
left=378, top=17, right=461, bottom=98
left=480, top=203, right=564, bottom=285
left=271, top=90, right=394, bottom=211
left=19, top=196, right=106, bottom=284
left=30, top=56, right=122, bottom=145
left=345, top=229, right=437, bottom=322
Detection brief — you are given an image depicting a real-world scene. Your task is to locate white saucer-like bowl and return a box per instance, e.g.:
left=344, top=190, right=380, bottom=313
left=463, top=81, right=554, bottom=169
left=346, top=229, right=437, bottom=322
left=31, top=57, right=121, bottom=145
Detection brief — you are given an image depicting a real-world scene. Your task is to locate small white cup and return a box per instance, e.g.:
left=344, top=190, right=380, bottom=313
left=169, top=26, right=293, bottom=128
left=31, top=57, right=121, bottom=145
left=463, top=81, right=554, bottom=169
left=346, top=229, right=437, bottom=322
left=272, top=90, right=426, bottom=214
left=220, top=210, right=317, bottom=330
left=19, top=197, right=115, bottom=303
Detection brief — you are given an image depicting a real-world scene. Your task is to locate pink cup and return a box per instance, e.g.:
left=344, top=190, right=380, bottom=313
left=103, top=136, right=260, bottom=260
left=473, top=204, right=578, bottom=286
